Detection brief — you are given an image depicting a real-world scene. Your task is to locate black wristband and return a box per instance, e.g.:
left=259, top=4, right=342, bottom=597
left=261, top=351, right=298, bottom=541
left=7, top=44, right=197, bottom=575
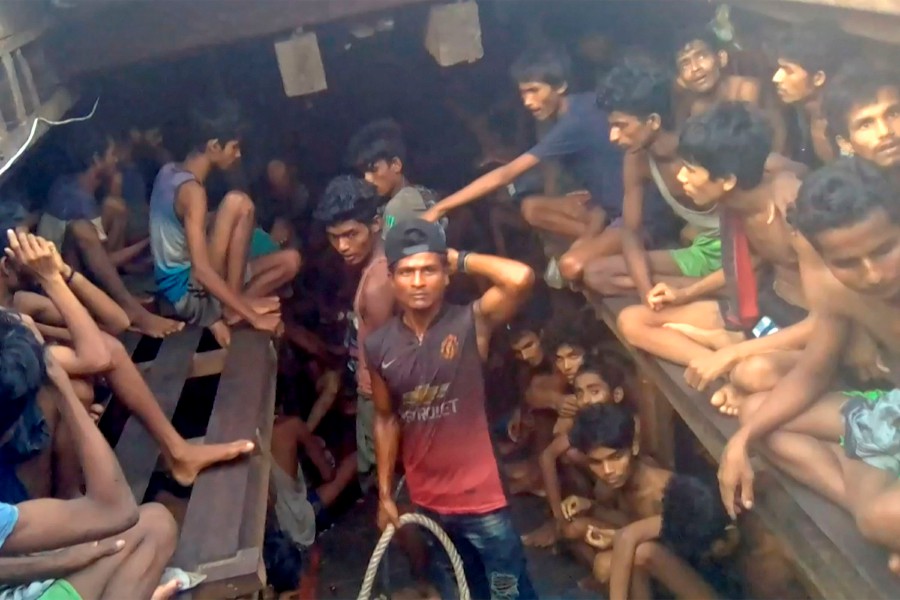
left=457, top=250, right=470, bottom=274
left=64, top=269, right=76, bottom=285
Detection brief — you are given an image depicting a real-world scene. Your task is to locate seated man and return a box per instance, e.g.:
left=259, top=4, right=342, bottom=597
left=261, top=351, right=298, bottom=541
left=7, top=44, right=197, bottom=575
left=150, top=100, right=301, bottom=347
left=0, top=313, right=178, bottom=600
left=617, top=102, right=812, bottom=415
left=523, top=360, right=626, bottom=548
left=771, top=21, right=848, bottom=169
left=37, top=125, right=182, bottom=338
left=254, top=158, right=311, bottom=249
left=551, top=403, right=671, bottom=588
left=2, top=229, right=254, bottom=493
left=584, top=60, right=722, bottom=300
left=823, top=62, right=900, bottom=188
left=345, top=119, right=446, bottom=237
left=719, top=158, right=900, bottom=574
left=422, top=46, right=625, bottom=284
left=671, top=24, right=787, bottom=152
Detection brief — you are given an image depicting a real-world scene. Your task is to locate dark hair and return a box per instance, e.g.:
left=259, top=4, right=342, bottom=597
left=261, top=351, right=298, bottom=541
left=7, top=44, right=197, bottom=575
left=0, top=311, right=47, bottom=436
left=772, top=20, right=848, bottom=78
left=508, top=323, right=541, bottom=346
left=823, top=62, right=900, bottom=140
left=569, top=403, right=634, bottom=453
left=189, top=98, right=243, bottom=152
left=345, top=119, right=406, bottom=172
left=679, top=101, right=772, bottom=189
left=788, top=157, right=900, bottom=247
left=262, top=526, right=304, bottom=593
left=660, top=474, right=730, bottom=560
left=672, top=24, right=722, bottom=61
left=546, top=329, right=586, bottom=356
left=510, top=46, right=571, bottom=88
left=597, top=58, right=674, bottom=130
left=575, top=359, right=626, bottom=391
left=312, top=175, right=379, bottom=227
left=60, top=123, right=113, bottom=173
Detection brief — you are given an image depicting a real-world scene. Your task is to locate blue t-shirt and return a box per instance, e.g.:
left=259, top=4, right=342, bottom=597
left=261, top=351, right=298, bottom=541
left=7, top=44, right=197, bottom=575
left=0, top=502, right=17, bottom=547
left=43, top=176, right=99, bottom=221
left=0, top=503, right=58, bottom=600
left=528, top=93, right=625, bottom=219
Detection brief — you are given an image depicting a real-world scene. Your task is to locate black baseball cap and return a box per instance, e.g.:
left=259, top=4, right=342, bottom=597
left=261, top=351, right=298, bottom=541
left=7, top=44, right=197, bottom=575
left=384, top=218, right=447, bottom=266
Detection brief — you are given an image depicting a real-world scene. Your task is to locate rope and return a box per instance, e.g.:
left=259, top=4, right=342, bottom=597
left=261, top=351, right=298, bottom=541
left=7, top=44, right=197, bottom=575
left=357, top=513, right=470, bottom=600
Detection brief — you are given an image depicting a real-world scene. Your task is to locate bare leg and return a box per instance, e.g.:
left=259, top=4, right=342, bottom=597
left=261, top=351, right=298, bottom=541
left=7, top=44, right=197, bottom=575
left=244, top=249, right=302, bottom=298
left=558, top=228, right=623, bottom=283
left=616, top=301, right=725, bottom=365
left=661, top=323, right=744, bottom=351
left=583, top=251, right=697, bottom=297
left=102, top=333, right=254, bottom=486
left=207, top=191, right=255, bottom=294
left=101, top=196, right=128, bottom=253
left=520, top=196, right=589, bottom=238
left=712, top=351, right=802, bottom=416
left=634, top=541, right=717, bottom=600
left=67, top=221, right=183, bottom=338
left=65, top=504, right=177, bottom=600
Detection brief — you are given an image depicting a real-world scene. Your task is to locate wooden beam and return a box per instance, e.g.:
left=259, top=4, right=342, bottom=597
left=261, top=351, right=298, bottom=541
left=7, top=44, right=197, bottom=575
left=48, top=0, right=433, bottom=78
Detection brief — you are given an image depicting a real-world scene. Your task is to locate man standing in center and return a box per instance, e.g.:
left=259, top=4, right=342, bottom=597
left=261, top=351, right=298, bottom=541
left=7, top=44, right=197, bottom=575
left=365, top=219, right=537, bottom=599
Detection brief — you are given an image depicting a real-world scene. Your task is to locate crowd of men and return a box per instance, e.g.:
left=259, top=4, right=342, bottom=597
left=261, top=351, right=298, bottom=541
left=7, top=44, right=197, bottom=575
left=0, top=11, right=898, bottom=600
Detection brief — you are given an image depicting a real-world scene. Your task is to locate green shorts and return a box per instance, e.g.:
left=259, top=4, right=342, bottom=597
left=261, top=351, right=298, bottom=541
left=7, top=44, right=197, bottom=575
left=38, top=580, right=82, bottom=600
left=669, top=234, right=722, bottom=278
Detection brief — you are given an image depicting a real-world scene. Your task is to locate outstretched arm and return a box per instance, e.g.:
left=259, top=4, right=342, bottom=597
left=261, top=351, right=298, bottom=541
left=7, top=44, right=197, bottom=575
left=371, top=369, right=401, bottom=530
left=609, top=516, right=662, bottom=600
left=448, top=249, right=534, bottom=357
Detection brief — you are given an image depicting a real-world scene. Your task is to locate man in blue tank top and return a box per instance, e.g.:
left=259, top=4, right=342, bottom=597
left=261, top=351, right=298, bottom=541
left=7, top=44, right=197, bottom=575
left=149, top=99, right=301, bottom=347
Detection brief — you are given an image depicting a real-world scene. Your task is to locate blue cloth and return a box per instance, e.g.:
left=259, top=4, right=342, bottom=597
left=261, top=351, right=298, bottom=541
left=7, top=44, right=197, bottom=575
left=0, top=503, right=17, bottom=548
left=417, top=506, right=537, bottom=600
left=150, top=163, right=198, bottom=304
left=43, top=176, right=98, bottom=222
left=0, top=400, right=49, bottom=504
left=528, top=93, right=624, bottom=219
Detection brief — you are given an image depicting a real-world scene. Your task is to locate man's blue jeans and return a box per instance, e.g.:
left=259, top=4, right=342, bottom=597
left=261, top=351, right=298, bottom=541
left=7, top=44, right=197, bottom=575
left=418, top=506, right=537, bottom=600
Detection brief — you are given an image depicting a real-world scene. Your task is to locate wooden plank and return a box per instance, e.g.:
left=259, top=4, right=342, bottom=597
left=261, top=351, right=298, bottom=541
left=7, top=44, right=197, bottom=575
left=174, top=330, right=275, bottom=598
left=114, top=327, right=203, bottom=501
left=593, top=295, right=895, bottom=600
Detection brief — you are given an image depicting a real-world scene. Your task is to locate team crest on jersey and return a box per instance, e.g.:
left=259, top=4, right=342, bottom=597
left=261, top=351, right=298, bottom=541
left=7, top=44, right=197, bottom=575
left=440, top=334, right=458, bottom=360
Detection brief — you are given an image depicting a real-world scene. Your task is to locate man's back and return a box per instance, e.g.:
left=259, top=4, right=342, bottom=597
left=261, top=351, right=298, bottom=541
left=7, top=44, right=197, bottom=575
left=365, top=303, right=506, bottom=514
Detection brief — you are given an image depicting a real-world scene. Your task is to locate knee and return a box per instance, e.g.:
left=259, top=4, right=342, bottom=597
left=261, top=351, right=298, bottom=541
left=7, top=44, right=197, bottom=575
left=616, top=305, right=652, bottom=345
left=280, top=249, right=302, bottom=278
left=488, top=572, right=521, bottom=600
left=136, top=503, right=178, bottom=556
left=854, top=496, right=891, bottom=543
left=731, top=356, right=780, bottom=393
left=558, top=252, right=583, bottom=282
left=220, top=191, right=255, bottom=220
left=633, top=541, right=660, bottom=570
left=101, top=333, right=128, bottom=367
left=519, top=197, right=540, bottom=226
left=737, top=393, right=767, bottom=426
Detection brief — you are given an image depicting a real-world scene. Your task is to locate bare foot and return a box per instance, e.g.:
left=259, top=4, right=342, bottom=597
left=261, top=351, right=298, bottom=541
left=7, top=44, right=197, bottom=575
left=711, top=383, right=744, bottom=417
left=89, top=403, right=105, bottom=424
left=890, top=553, right=900, bottom=576
left=663, top=322, right=743, bottom=350
left=209, top=320, right=231, bottom=348
left=130, top=309, right=184, bottom=338
left=167, top=440, right=255, bottom=487
left=522, top=520, right=558, bottom=548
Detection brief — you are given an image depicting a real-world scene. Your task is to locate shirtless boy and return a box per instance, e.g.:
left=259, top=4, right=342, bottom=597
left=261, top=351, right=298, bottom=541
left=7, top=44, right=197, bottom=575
left=617, top=103, right=811, bottom=415
left=422, top=46, right=625, bottom=284
left=312, top=175, right=395, bottom=487
left=719, top=158, right=900, bottom=574
left=772, top=21, right=847, bottom=168
left=37, top=126, right=181, bottom=338
left=150, top=101, right=301, bottom=347
left=552, top=403, right=671, bottom=587
left=523, top=361, right=625, bottom=548
left=823, top=63, right=900, bottom=186
left=672, top=25, right=786, bottom=152
left=0, top=315, right=178, bottom=600
left=584, top=59, right=722, bottom=300
left=2, top=229, right=254, bottom=493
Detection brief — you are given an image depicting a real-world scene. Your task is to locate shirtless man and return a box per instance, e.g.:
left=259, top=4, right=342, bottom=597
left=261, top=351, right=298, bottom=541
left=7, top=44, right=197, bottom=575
left=422, top=46, right=625, bottom=285
left=719, top=158, right=900, bottom=574
left=672, top=25, right=786, bottom=152
left=37, top=126, right=181, bottom=338
left=523, top=361, right=626, bottom=548
left=312, top=175, right=394, bottom=487
left=772, top=21, right=847, bottom=168
left=2, top=229, right=254, bottom=492
left=617, top=103, right=811, bottom=415
left=823, top=63, right=900, bottom=187
left=584, top=59, right=722, bottom=300
left=150, top=100, right=301, bottom=347
left=0, top=315, right=178, bottom=600
left=553, top=403, right=671, bottom=588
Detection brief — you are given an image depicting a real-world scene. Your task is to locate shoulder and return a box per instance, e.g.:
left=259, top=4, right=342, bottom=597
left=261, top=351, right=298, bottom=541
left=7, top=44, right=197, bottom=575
left=722, top=76, right=760, bottom=103
left=364, top=316, right=399, bottom=355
